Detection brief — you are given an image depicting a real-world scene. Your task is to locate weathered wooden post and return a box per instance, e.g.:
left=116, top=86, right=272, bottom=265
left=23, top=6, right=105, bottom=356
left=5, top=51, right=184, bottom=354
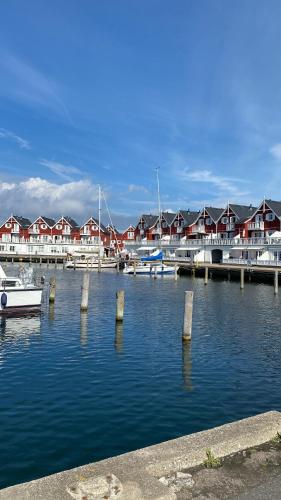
left=240, top=268, right=244, bottom=289
left=274, top=270, right=279, bottom=295
left=98, top=256, right=101, bottom=273
left=182, top=291, right=194, bottom=341
left=174, top=265, right=178, bottom=281
left=49, top=276, right=56, bottom=303
left=133, top=261, right=136, bottom=276
left=116, top=289, right=125, bottom=322
left=81, top=273, right=90, bottom=311
left=154, top=266, right=158, bottom=279
left=204, top=266, right=208, bottom=285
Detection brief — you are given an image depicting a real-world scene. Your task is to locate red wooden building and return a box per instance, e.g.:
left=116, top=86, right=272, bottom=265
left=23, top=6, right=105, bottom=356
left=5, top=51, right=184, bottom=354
left=28, top=216, right=56, bottom=243
left=189, top=207, right=225, bottom=238
left=246, top=199, right=281, bottom=238
left=52, top=216, right=80, bottom=242
left=80, top=217, right=110, bottom=246
left=0, top=215, right=31, bottom=242
left=122, top=225, right=136, bottom=243
left=216, top=204, right=256, bottom=238
left=170, top=210, right=200, bottom=240
left=134, top=214, right=158, bottom=241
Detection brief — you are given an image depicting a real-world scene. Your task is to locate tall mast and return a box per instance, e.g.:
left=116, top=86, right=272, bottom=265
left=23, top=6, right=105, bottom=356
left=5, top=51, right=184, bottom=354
left=98, top=184, right=101, bottom=255
left=156, top=167, right=162, bottom=242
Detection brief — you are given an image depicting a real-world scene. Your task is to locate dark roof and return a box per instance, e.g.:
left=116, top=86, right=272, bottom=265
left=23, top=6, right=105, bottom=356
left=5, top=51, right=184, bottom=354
left=86, top=217, right=108, bottom=233
left=64, top=216, right=79, bottom=228
left=229, top=204, right=257, bottom=223
left=162, top=212, right=176, bottom=225
left=41, top=216, right=56, bottom=227
left=265, top=199, right=281, bottom=218
left=13, top=215, right=32, bottom=228
left=205, top=207, right=225, bottom=223
left=142, top=214, right=158, bottom=228
left=179, top=210, right=200, bottom=227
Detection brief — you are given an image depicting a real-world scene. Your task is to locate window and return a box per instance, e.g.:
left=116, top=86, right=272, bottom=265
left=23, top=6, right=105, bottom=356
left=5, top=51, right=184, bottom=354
left=9, top=246, right=15, bottom=252
left=162, top=222, right=167, bottom=228
left=0, top=245, right=4, bottom=251
left=56, top=224, right=62, bottom=230
left=41, top=224, right=47, bottom=229
left=255, top=214, right=263, bottom=222
left=266, top=212, right=274, bottom=221
left=222, top=217, right=228, bottom=224
left=205, top=218, right=212, bottom=225
left=5, top=223, right=11, bottom=228
left=92, top=225, right=98, bottom=231
left=229, top=216, right=236, bottom=223
left=128, top=231, right=134, bottom=239
left=117, top=240, right=121, bottom=244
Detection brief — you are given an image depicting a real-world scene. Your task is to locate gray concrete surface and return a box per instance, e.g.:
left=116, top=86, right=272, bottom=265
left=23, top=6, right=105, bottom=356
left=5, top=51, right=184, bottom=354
left=1, top=411, right=281, bottom=499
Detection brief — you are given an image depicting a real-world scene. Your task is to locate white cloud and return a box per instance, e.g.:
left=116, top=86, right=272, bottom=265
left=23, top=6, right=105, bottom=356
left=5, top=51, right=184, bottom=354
left=0, top=177, right=99, bottom=220
left=128, top=183, right=149, bottom=194
left=270, top=143, right=281, bottom=160
left=180, top=168, right=250, bottom=198
left=39, top=159, right=82, bottom=181
left=0, top=128, right=31, bottom=150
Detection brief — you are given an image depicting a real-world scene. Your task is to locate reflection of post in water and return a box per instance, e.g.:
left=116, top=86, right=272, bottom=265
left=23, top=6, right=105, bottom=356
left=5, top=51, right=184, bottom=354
left=0, top=317, right=6, bottom=339
left=49, top=303, right=55, bottom=322
left=115, top=321, right=123, bottom=354
left=80, top=312, right=88, bottom=346
left=182, top=341, right=192, bottom=391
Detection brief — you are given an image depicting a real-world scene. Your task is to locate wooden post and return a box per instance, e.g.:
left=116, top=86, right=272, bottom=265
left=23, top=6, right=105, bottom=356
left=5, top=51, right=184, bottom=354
left=191, top=267, right=195, bottom=278
left=240, top=268, right=244, bottom=289
left=117, top=257, right=120, bottom=273
left=204, top=266, right=208, bottom=285
left=182, top=291, right=193, bottom=341
left=116, top=289, right=125, bottom=322
left=98, top=255, right=101, bottom=273
left=81, top=273, right=90, bottom=311
left=174, top=265, right=178, bottom=281
left=49, top=276, right=56, bottom=303
left=40, top=257, right=42, bottom=267
left=133, top=261, right=136, bottom=276
left=154, top=266, right=158, bottom=279
left=274, top=270, right=278, bottom=295
left=55, top=258, right=57, bottom=269
left=74, top=259, right=76, bottom=271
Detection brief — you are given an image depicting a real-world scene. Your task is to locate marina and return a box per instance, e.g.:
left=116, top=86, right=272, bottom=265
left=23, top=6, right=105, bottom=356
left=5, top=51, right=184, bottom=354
left=1, top=264, right=281, bottom=489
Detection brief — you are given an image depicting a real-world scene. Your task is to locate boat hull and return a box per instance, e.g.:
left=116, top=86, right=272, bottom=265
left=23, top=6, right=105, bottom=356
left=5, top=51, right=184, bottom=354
left=123, top=264, right=174, bottom=275
left=65, top=261, right=117, bottom=269
left=0, top=288, right=43, bottom=314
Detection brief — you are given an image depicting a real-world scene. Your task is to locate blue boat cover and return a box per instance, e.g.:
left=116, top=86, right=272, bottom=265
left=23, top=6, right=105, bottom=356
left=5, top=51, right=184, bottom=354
left=141, top=249, right=163, bottom=261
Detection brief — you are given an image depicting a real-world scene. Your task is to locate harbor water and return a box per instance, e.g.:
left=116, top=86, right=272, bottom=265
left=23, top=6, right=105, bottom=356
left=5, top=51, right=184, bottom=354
left=1, top=265, right=281, bottom=489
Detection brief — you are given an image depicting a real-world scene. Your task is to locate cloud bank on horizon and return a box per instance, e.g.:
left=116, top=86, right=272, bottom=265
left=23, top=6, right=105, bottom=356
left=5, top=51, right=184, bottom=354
left=1, top=0, right=281, bottom=224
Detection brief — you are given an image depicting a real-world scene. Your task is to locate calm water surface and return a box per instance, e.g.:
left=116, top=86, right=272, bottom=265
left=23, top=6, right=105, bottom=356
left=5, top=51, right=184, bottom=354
left=1, top=265, right=281, bottom=488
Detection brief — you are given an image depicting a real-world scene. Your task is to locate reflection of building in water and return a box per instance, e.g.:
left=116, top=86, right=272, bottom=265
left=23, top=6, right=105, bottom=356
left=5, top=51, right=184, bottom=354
left=80, top=312, right=88, bottom=346
left=115, top=322, right=123, bottom=354
left=0, top=314, right=41, bottom=343
left=182, top=342, right=192, bottom=391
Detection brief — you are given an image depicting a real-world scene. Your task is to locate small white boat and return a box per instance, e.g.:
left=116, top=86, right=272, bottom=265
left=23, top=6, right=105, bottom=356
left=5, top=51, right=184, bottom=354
left=0, top=265, right=43, bottom=315
left=123, top=262, right=174, bottom=275
left=65, top=258, right=117, bottom=269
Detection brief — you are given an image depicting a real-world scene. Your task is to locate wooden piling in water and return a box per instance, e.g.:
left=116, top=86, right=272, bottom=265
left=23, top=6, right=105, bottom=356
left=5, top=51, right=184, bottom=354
left=274, top=270, right=279, bottom=295
left=49, top=276, right=56, bottom=303
left=182, top=291, right=193, bottom=341
left=174, top=265, right=178, bottom=281
left=204, top=266, right=208, bottom=285
left=133, top=261, right=136, bottom=276
left=240, top=268, right=244, bottom=289
left=81, top=273, right=90, bottom=311
left=116, top=289, right=125, bottom=322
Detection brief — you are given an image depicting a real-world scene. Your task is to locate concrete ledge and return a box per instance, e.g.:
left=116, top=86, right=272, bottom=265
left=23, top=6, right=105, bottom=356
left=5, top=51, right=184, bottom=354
left=1, top=411, right=281, bottom=499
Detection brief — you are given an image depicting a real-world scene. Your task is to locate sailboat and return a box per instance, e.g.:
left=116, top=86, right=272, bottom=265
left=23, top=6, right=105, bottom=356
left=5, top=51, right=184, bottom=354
left=123, top=169, right=174, bottom=276
left=65, top=186, right=118, bottom=270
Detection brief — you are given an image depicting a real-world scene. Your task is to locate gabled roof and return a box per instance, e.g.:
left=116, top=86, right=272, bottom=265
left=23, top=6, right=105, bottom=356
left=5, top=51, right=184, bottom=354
left=83, top=216, right=107, bottom=233
left=63, top=216, right=79, bottom=228
left=161, top=212, right=176, bottom=225
left=123, top=224, right=135, bottom=233
left=228, top=204, right=257, bottom=223
left=30, top=216, right=56, bottom=228
left=179, top=210, right=200, bottom=227
left=265, top=199, right=281, bottom=218
left=13, top=215, right=32, bottom=228
left=205, top=207, right=225, bottom=223
left=141, top=214, right=158, bottom=228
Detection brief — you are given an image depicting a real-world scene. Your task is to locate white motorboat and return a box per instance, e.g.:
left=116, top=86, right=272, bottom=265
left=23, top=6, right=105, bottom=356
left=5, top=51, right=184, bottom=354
left=0, top=265, right=43, bottom=315
left=123, top=249, right=174, bottom=275
left=65, top=258, right=117, bottom=269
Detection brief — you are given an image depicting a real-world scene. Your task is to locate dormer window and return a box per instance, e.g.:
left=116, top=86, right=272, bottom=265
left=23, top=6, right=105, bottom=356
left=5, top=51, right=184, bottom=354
left=205, top=218, right=212, bottom=225
left=92, top=225, right=98, bottom=231
left=5, top=223, right=11, bottom=228
left=56, top=224, right=62, bottom=230
left=41, top=224, right=47, bottom=229
left=222, top=217, right=229, bottom=224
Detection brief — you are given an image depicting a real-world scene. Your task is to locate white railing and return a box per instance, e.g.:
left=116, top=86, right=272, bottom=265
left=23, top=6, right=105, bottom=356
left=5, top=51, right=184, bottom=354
left=192, top=225, right=205, bottom=234
left=248, top=221, right=264, bottom=230
left=223, top=258, right=281, bottom=267
left=124, top=236, right=281, bottom=247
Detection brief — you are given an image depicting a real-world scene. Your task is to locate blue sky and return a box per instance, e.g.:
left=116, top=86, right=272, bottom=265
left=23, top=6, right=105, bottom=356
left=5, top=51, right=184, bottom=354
left=1, top=0, right=281, bottom=228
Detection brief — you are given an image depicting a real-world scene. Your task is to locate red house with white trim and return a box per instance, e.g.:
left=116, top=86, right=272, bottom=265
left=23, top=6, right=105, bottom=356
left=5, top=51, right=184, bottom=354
left=52, top=216, right=80, bottom=242
left=0, top=215, right=31, bottom=242
left=246, top=199, right=281, bottom=238
left=189, top=207, right=224, bottom=238
left=216, top=204, right=256, bottom=238
left=28, top=216, right=56, bottom=243
left=80, top=217, right=110, bottom=246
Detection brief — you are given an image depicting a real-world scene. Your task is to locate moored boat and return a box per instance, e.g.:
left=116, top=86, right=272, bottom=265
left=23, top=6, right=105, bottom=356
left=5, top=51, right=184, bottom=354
left=0, top=265, right=43, bottom=315
left=123, top=249, right=174, bottom=275
left=65, top=258, right=117, bottom=269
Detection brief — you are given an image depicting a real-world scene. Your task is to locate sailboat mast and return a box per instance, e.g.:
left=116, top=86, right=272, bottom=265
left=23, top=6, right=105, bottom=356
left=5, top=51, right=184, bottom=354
left=156, top=167, right=162, bottom=242
left=98, top=184, right=101, bottom=256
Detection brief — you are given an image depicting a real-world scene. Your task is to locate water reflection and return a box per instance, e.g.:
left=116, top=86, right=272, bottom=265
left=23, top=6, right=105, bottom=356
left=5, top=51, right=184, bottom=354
left=80, top=312, right=88, bottom=346
left=115, top=322, right=123, bottom=354
left=182, top=342, right=192, bottom=391
left=48, top=303, right=55, bottom=322
left=0, top=314, right=41, bottom=343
